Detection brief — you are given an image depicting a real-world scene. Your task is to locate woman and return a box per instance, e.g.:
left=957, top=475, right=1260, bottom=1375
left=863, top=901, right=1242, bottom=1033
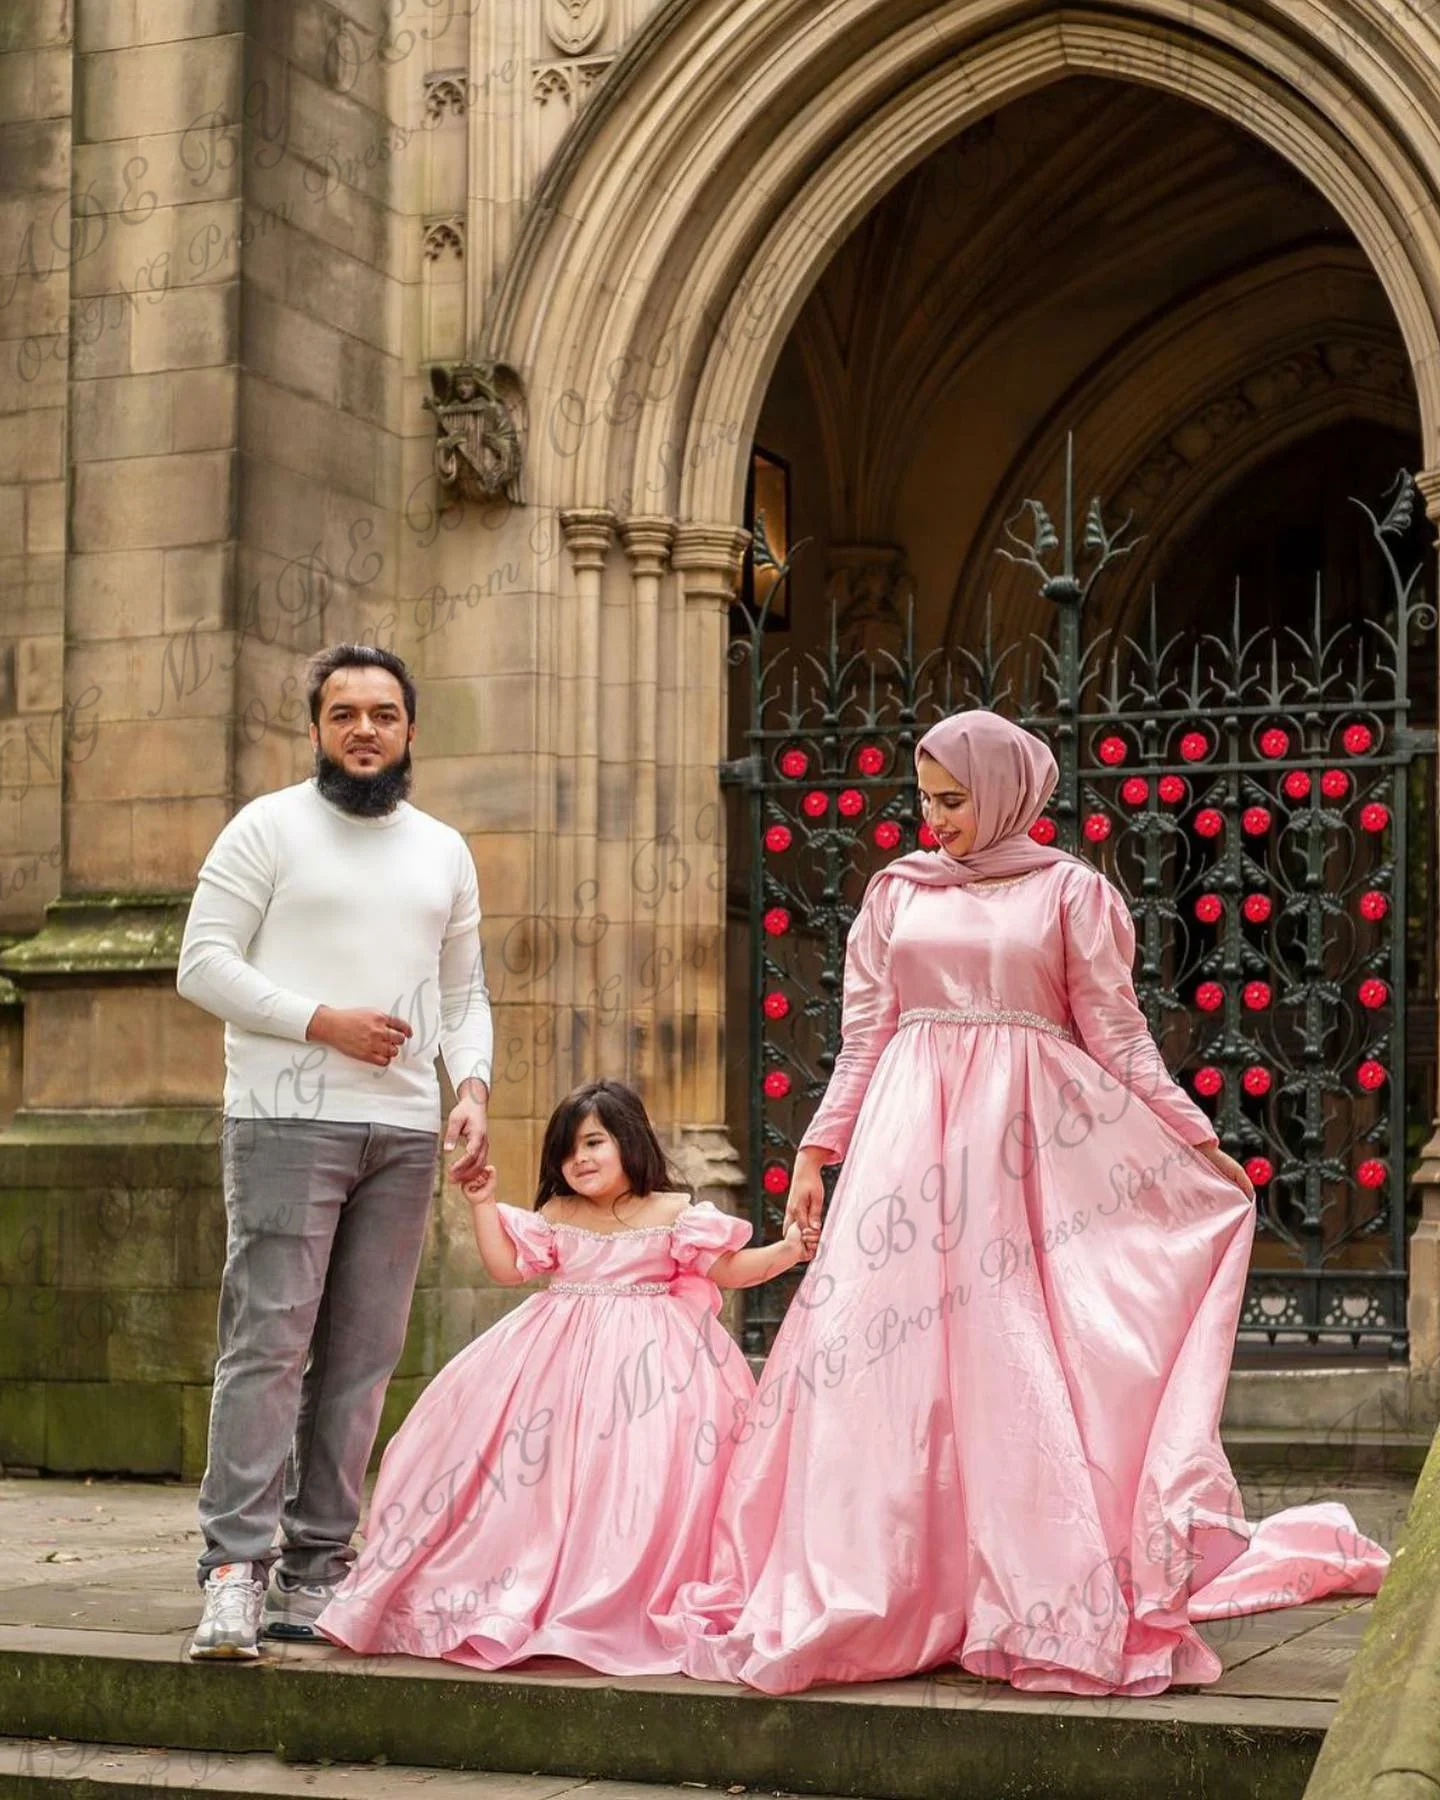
left=670, top=709, right=1387, bottom=1696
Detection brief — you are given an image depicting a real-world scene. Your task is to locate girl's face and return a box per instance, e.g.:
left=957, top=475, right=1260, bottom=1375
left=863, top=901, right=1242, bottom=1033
left=917, top=750, right=978, bottom=857
left=561, top=1111, right=628, bottom=1203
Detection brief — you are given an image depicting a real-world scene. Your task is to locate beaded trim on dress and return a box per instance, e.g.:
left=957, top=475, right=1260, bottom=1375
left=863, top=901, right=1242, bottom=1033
left=544, top=1219, right=680, bottom=1238
left=898, top=1007, right=1074, bottom=1041
left=549, top=1280, right=670, bottom=1296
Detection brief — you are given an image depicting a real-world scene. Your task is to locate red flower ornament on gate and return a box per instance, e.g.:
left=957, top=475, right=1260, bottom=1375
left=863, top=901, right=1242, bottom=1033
left=1193, top=1066, right=1223, bottom=1097
left=765, top=824, right=792, bottom=853
left=873, top=821, right=901, bottom=850
left=802, top=790, right=828, bottom=818
left=1243, top=981, right=1272, bottom=1011
left=762, top=1164, right=790, bottom=1195
left=1283, top=771, right=1311, bottom=801
left=1343, top=723, right=1375, bottom=756
left=763, top=1070, right=791, bottom=1099
left=1242, top=1065, right=1272, bottom=1097
left=1246, top=1156, right=1274, bottom=1187
left=1097, top=735, right=1128, bottom=766
left=1321, top=770, right=1349, bottom=800
left=1195, top=809, right=1224, bottom=838
left=1180, top=731, right=1211, bottom=762
left=1083, top=812, right=1112, bottom=843
left=1259, top=728, right=1290, bottom=759
left=837, top=789, right=865, bottom=819
left=1359, top=890, right=1389, bottom=921
left=1356, top=1060, right=1387, bottom=1092
left=1242, top=806, right=1272, bottom=837
left=918, top=823, right=939, bottom=848
left=856, top=744, right=885, bottom=776
left=1194, top=894, right=1223, bottom=924
left=1028, top=818, right=1057, bottom=845
left=1158, top=775, right=1187, bottom=804
left=1359, top=802, right=1390, bottom=833
left=780, top=748, right=809, bottom=779
left=1358, top=978, right=1389, bottom=1009
left=763, top=991, right=790, bottom=1020
left=1243, top=893, right=1273, bottom=925
left=1195, top=982, right=1224, bottom=1013
left=1356, top=1160, right=1387, bottom=1190
left=763, top=907, right=791, bottom=937
left=1121, top=777, right=1149, bottom=807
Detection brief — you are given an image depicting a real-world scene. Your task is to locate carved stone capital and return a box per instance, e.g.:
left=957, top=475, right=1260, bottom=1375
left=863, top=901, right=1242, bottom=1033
left=671, top=523, right=751, bottom=605
left=620, top=515, right=677, bottom=579
left=1415, top=467, right=1440, bottom=525
left=560, top=507, right=619, bottom=573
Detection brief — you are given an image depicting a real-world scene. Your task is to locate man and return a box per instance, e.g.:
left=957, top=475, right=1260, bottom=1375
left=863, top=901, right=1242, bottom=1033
left=177, top=644, right=492, bottom=1658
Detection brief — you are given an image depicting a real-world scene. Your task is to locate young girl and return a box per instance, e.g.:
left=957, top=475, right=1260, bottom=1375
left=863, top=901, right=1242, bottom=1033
left=316, top=1078, right=806, bottom=1674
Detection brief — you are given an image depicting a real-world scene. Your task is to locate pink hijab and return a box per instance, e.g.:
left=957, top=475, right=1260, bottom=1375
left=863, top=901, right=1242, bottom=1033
left=874, top=710, right=1081, bottom=890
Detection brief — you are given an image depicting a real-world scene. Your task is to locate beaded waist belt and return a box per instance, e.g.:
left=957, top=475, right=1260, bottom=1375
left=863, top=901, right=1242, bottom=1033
left=548, top=1280, right=670, bottom=1296
left=897, top=1007, right=1074, bottom=1042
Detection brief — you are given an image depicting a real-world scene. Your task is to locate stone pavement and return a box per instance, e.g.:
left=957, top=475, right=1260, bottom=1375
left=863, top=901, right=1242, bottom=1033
left=0, top=1470, right=1419, bottom=1800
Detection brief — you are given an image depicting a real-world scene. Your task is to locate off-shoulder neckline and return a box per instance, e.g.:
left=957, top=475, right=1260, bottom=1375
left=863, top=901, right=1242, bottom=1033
left=535, top=1196, right=706, bottom=1240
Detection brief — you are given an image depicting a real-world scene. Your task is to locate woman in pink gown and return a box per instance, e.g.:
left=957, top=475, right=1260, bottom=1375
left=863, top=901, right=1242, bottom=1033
left=671, top=710, right=1388, bottom=1696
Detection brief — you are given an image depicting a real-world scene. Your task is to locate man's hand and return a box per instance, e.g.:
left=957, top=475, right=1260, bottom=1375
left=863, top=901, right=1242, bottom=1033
left=445, top=1079, right=490, bottom=1183
left=307, top=1005, right=412, bottom=1067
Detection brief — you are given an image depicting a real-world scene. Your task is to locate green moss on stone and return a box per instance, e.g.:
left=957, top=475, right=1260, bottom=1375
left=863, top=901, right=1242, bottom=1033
left=45, top=1382, right=184, bottom=1476
left=0, top=896, right=193, bottom=980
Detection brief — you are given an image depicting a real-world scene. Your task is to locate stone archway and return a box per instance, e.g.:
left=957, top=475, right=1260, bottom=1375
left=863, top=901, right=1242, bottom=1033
left=479, top=0, right=1440, bottom=1262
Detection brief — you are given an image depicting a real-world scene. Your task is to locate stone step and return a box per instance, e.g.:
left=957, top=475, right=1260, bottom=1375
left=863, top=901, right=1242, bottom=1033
left=0, top=1625, right=1338, bottom=1800
left=0, top=1737, right=793, bottom=1800
left=1221, top=1428, right=1434, bottom=1477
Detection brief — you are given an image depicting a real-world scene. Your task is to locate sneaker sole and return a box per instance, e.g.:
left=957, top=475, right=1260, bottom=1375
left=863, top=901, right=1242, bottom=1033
left=188, top=1640, right=261, bottom=1660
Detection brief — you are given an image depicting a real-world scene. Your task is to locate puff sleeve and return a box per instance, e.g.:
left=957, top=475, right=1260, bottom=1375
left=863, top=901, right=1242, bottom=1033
left=800, top=875, right=903, bottom=1162
left=1062, top=869, right=1218, bottom=1147
left=495, top=1204, right=559, bottom=1280
left=671, top=1201, right=752, bottom=1274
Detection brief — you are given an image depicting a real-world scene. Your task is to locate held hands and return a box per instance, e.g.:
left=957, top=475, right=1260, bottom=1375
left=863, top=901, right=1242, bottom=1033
left=445, top=1080, right=490, bottom=1182
left=784, top=1145, right=829, bottom=1237
left=1198, top=1140, right=1257, bottom=1204
left=307, top=1005, right=412, bottom=1067
left=781, top=1217, right=814, bottom=1266
left=462, top=1164, right=499, bottom=1208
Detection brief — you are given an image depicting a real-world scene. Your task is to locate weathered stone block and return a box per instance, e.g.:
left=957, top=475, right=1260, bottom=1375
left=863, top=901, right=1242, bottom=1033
left=107, top=1287, right=220, bottom=1382
left=0, top=484, right=23, bottom=549
left=0, top=404, right=61, bottom=480
left=394, top=1285, right=443, bottom=1379
left=373, top=1373, right=428, bottom=1460
left=0, top=1, right=71, bottom=56
left=45, top=1379, right=183, bottom=1474
left=0, top=117, right=69, bottom=194
left=76, top=38, right=240, bottom=143
left=130, top=278, right=236, bottom=372
left=0, top=1379, right=45, bottom=1465
left=240, top=376, right=378, bottom=504
left=69, top=548, right=170, bottom=643
left=162, top=542, right=231, bottom=633
left=0, top=1292, right=112, bottom=1380
left=23, top=479, right=62, bottom=552
left=72, top=449, right=233, bottom=550
left=15, top=635, right=61, bottom=711
left=180, top=1379, right=211, bottom=1480
left=70, top=371, right=171, bottom=460
left=170, top=365, right=236, bottom=452
left=133, top=795, right=231, bottom=887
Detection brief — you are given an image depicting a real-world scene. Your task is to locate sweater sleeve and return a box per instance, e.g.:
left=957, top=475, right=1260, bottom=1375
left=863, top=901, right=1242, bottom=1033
left=1062, top=869, right=1218, bottom=1147
left=437, top=844, right=494, bottom=1092
left=175, top=802, right=319, bottom=1041
left=800, top=877, right=902, bottom=1163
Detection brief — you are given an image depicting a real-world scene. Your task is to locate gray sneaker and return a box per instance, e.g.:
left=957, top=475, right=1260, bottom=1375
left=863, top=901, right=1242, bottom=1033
left=189, top=1563, right=265, bottom=1660
left=263, top=1575, right=338, bottom=1641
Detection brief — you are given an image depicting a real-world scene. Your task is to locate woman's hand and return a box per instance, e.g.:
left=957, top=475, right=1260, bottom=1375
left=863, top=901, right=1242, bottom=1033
left=462, top=1165, right=499, bottom=1208
left=1197, top=1141, right=1256, bottom=1203
left=784, top=1146, right=830, bottom=1236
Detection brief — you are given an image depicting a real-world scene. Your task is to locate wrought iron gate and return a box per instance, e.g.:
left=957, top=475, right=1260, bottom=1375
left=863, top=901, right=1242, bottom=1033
left=723, top=456, right=1436, bottom=1359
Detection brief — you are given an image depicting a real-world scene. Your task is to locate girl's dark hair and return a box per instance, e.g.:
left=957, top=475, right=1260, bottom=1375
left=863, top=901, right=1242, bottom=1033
left=535, top=1080, right=688, bottom=1209
left=305, top=643, right=418, bottom=726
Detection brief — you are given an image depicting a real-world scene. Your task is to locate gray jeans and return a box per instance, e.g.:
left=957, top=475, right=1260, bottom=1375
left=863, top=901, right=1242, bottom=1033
left=197, top=1117, right=438, bottom=1587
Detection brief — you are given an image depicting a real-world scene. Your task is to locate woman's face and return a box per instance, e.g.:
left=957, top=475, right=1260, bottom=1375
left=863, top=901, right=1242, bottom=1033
left=917, top=751, right=979, bottom=858
left=561, top=1111, right=628, bottom=1202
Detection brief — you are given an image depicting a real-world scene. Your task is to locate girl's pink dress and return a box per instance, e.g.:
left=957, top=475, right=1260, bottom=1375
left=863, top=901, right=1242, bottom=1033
left=668, top=861, right=1389, bottom=1696
left=317, top=1200, right=753, bottom=1674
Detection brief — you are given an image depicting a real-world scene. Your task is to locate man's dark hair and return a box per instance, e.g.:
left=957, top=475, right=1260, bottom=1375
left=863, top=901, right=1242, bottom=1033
left=534, top=1079, right=689, bottom=1211
left=305, top=644, right=417, bottom=726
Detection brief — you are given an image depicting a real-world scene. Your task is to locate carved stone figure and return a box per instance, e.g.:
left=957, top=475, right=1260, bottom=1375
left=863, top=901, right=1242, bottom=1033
left=423, top=362, right=525, bottom=503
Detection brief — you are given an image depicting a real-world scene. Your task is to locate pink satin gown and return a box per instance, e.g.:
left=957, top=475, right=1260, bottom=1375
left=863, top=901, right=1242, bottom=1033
left=317, top=1200, right=754, bottom=1674
left=668, top=861, right=1389, bottom=1695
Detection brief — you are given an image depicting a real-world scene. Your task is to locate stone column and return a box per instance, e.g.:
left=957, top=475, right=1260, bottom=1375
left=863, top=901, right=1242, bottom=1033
left=1408, top=464, right=1440, bottom=1403
left=558, top=508, right=616, bottom=1091
left=669, top=523, right=749, bottom=1148
left=620, top=516, right=675, bottom=1099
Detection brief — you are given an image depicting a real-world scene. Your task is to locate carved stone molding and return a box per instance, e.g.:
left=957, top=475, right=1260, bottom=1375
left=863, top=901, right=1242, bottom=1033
left=543, top=0, right=606, bottom=56
left=671, top=523, right=751, bottom=606
left=423, top=362, right=525, bottom=503
left=424, top=71, right=468, bottom=119
left=532, top=57, right=613, bottom=109
left=1415, top=466, right=1440, bottom=525
left=422, top=216, right=465, bottom=261
left=560, top=507, right=619, bottom=572
left=620, top=515, right=677, bottom=579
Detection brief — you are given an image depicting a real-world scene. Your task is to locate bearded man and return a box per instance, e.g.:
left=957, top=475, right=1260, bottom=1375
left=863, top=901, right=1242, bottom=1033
left=177, top=643, right=493, bottom=1658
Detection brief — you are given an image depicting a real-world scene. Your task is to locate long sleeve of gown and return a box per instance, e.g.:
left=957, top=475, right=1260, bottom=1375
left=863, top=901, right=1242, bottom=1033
left=1062, top=869, right=1218, bottom=1147
left=800, top=877, right=902, bottom=1163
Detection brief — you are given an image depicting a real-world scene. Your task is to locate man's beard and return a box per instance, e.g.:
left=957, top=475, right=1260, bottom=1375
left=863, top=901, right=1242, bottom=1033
left=314, top=746, right=413, bottom=817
